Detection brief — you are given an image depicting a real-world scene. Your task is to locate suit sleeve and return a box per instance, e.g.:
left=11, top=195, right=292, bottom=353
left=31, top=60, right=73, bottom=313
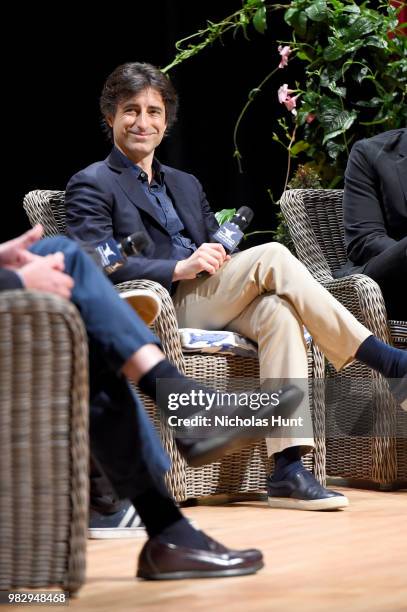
left=0, top=269, right=24, bottom=291
left=343, top=139, right=396, bottom=265
left=65, top=172, right=178, bottom=291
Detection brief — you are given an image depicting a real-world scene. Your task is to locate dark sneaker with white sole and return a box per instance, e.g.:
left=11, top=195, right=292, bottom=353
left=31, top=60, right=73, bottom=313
left=88, top=500, right=145, bottom=539
left=267, top=467, right=349, bottom=511
left=88, top=500, right=198, bottom=539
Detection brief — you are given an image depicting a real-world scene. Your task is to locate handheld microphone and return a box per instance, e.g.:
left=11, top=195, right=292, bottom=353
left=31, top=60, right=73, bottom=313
left=94, top=232, right=153, bottom=275
left=195, top=206, right=254, bottom=279
left=211, top=206, right=254, bottom=254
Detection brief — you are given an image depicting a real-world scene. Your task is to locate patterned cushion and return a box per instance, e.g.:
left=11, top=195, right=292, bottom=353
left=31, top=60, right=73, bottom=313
left=179, top=327, right=312, bottom=357
left=179, top=328, right=258, bottom=356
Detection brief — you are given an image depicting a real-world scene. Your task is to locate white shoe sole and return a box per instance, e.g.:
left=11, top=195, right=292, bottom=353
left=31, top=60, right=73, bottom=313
left=88, top=519, right=199, bottom=539
left=88, top=526, right=147, bottom=539
left=267, top=495, right=349, bottom=511
left=120, top=289, right=162, bottom=326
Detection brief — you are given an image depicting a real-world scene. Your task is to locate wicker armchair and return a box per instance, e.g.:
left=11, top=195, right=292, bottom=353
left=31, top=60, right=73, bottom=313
left=0, top=291, right=88, bottom=594
left=280, top=189, right=407, bottom=488
left=23, top=189, right=326, bottom=499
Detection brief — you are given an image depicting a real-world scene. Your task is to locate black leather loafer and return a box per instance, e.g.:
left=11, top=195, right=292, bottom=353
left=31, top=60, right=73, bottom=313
left=136, top=534, right=263, bottom=580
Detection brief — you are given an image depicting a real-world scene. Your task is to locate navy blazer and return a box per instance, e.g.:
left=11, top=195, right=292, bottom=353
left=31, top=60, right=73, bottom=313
left=336, top=128, right=407, bottom=277
left=65, top=148, right=220, bottom=292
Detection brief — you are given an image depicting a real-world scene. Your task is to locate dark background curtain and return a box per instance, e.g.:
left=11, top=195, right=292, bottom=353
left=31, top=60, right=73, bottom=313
left=3, top=2, right=293, bottom=243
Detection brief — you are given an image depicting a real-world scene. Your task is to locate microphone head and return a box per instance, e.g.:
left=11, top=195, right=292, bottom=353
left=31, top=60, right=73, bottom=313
left=121, top=232, right=154, bottom=257
left=233, top=206, right=254, bottom=230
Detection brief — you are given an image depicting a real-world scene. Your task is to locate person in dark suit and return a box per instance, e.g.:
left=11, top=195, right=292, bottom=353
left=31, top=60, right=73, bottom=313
left=65, top=62, right=407, bottom=512
left=337, top=128, right=407, bottom=321
left=0, top=225, right=267, bottom=579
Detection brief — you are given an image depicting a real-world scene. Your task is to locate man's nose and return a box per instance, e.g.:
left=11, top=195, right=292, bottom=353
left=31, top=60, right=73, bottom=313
left=134, top=111, right=149, bottom=129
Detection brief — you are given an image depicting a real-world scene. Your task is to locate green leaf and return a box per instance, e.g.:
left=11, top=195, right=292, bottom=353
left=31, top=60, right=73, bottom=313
left=355, top=97, right=381, bottom=108
left=297, top=49, right=313, bottom=61
left=323, top=39, right=347, bottom=61
left=327, top=83, right=346, bottom=97
left=322, top=110, right=358, bottom=144
left=290, top=140, right=310, bottom=155
left=284, top=7, right=298, bottom=25
left=244, top=0, right=264, bottom=7
left=285, top=8, right=308, bottom=37
left=347, top=16, right=377, bottom=40
left=325, top=140, right=346, bottom=160
left=318, top=97, right=344, bottom=128
left=342, top=5, right=360, bottom=14
left=215, top=208, right=236, bottom=225
left=305, top=1, right=328, bottom=22
left=253, top=6, right=267, bottom=34
left=354, top=65, right=370, bottom=84
left=364, top=35, right=388, bottom=49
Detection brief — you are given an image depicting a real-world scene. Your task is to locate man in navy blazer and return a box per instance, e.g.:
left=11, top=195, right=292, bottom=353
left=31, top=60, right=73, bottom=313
left=66, top=147, right=219, bottom=293
left=336, top=128, right=407, bottom=320
left=66, top=62, right=407, bottom=513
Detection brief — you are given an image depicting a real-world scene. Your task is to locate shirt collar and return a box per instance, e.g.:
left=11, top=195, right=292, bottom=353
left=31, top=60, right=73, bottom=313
left=113, top=146, right=165, bottom=184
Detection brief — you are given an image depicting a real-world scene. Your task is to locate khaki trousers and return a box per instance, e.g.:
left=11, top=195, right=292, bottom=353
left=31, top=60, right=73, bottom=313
left=173, top=242, right=371, bottom=456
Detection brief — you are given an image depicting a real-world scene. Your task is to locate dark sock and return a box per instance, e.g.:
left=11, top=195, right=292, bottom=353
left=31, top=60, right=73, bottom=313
left=272, top=445, right=303, bottom=480
left=138, top=360, right=183, bottom=403
left=355, top=335, right=407, bottom=379
left=131, top=489, right=209, bottom=549
left=157, top=518, right=210, bottom=550
left=138, top=359, right=215, bottom=419
left=132, top=489, right=182, bottom=537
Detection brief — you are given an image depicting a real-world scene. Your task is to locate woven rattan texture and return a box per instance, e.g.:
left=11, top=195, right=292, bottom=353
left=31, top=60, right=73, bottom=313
left=0, top=291, right=89, bottom=593
left=280, top=189, right=407, bottom=486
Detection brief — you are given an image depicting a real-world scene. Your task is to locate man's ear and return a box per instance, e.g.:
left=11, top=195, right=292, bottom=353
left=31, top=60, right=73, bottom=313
left=106, top=115, right=113, bottom=128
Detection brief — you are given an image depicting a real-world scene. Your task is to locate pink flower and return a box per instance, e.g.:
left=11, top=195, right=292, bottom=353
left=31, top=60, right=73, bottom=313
left=285, top=95, right=299, bottom=115
left=278, top=84, right=293, bottom=103
left=277, top=84, right=300, bottom=116
left=306, top=113, right=316, bottom=124
left=278, top=45, right=292, bottom=69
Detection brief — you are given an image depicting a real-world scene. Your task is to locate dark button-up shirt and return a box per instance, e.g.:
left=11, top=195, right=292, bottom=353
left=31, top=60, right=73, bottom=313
left=115, top=147, right=197, bottom=260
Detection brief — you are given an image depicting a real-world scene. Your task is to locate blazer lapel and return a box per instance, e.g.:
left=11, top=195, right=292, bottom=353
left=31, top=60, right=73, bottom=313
left=105, top=150, right=169, bottom=230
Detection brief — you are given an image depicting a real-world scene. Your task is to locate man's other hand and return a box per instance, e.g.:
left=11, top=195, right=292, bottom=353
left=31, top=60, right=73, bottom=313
left=19, top=252, right=74, bottom=299
left=0, top=224, right=44, bottom=269
left=172, top=243, right=231, bottom=281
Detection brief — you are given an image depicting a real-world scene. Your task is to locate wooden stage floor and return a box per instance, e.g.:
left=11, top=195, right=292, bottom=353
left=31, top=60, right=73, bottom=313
left=8, top=487, right=407, bottom=612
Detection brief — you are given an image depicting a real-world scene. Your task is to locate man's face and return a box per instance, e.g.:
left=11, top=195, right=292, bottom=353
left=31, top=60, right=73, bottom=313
left=107, top=87, right=167, bottom=164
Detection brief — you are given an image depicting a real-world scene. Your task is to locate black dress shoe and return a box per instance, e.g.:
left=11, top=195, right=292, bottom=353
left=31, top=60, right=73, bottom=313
left=136, top=534, right=263, bottom=580
left=267, top=467, right=348, bottom=511
left=175, top=384, right=304, bottom=467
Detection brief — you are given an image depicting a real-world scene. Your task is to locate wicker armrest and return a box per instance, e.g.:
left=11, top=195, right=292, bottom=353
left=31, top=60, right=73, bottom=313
left=114, top=279, right=186, bottom=372
left=323, top=273, right=391, bottom=343
left=0, top=290, right=89, bottom=594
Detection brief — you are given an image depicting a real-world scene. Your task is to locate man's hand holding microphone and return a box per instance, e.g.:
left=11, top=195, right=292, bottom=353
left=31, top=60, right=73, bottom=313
left=172, top=206, right=254, bottom=281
